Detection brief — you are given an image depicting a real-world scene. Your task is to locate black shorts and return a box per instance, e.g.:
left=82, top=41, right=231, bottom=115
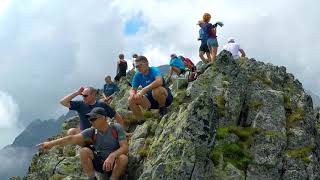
left=179, top=69, right=186, bottom=75
left=199, top=43, right=209, bottom=53
left=92, top=153, right=113, bottom=176
left=145, top=87, right=173, bottom=109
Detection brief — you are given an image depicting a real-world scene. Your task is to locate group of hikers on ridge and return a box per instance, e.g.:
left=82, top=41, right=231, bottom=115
left=37, top=12, right=247, bottom=180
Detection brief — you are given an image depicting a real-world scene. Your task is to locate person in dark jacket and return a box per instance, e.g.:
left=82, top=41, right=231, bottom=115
left=114, top=54, right=128, bottom=82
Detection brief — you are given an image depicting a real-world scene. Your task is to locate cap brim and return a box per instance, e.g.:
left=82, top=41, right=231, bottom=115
left=85, top=112, right=98, bottom=119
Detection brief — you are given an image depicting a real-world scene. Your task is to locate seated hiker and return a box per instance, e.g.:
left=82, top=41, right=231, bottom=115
left=37, top=107, right=128, bottom=180
left=114, top=54, right=128, bottom=83
left=223, top=37, right=246, bottom=59
left=60, top=86, right=131, bottom=137
left=128, top=56, right=173, bottom=124
left=102, top=76, right=120, bottom=104
left=197, top=20, right=211, bottom=64
left=167, top=54, right=186, bottom=82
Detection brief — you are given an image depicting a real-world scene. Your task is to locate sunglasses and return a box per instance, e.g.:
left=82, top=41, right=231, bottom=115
left=135, top=63, right=145, bottom=68
left=82, top=94, right=89, bottom=98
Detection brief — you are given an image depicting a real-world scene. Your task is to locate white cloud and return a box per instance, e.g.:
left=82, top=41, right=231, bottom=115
left=0, top=91, right=19, bottom=128
left=0, top=91, right=22, bottom=148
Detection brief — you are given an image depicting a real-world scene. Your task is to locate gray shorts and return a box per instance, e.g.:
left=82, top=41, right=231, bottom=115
left=207, top=38, right=219, bottom=49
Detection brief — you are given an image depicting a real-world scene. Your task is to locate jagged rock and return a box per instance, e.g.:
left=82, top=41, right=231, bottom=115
left=171, top=77, right=188, bottom=91
left=24, top=50, right=320, bottom=180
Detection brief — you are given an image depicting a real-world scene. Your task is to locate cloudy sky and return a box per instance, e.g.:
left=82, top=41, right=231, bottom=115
left=0, top=0, right=319, bottom=149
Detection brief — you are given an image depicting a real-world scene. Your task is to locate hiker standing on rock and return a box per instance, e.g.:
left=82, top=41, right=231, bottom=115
left=166, top=54, right=186, bottom=82
left=128, top=56, right=173, bottom=124
left=132, top=53, right=138, bottom=70
left=114, top=54, right=128, bottom=83
left=60, top=86, right=129, bottom=136
left=223, top=37, right=246, bottom=59
left=102, top=76, right=120, bottom=104
left=197, top=20, right=211, bottom=64
left=200, top=13, right=223, bottom=64
left=37, top=107, right=128, bottom=180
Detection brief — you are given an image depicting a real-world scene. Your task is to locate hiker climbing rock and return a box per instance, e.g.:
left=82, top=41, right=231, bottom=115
left=37, top=107, right=128, bottom=180
left=102, top=76, right=120, bottom=104
left=60, top=86, right=130, bottom=137
left=114, top=54, right=128, bottom=82
left=223, top=37, right=246, bottom=59
left=197, top=20, right=211, bottom=64
left=179, top=55, right=197, bottom=81
left=200, top=13, right=223, bottom=64
left=166, top=54, right=186, bottom=82
left=128, top=56, right=173, bottom=124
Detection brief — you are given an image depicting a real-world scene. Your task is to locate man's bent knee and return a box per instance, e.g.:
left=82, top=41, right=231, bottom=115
left=80, top=147, right=94, bottom=159
left=116, top=154, right=128, bottom=167
left=67, top=128, right=80, bottom=135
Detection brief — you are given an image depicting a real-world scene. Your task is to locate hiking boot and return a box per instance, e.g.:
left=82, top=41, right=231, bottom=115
left=136, top=119, right=146, bottom=125
left=159, top=106, right=168, bottom=118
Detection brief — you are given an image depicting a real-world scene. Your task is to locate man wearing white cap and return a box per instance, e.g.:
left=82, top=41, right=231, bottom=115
left=223, top=38, right=246, bottom=59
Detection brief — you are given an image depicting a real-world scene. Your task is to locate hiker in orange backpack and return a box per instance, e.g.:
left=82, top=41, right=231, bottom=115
left=37, top=107, right=128, bottom=180
left=179, top=56, right=197, bottom=81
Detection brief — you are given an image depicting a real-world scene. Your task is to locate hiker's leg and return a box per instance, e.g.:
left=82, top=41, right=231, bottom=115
left=210, top=47, right=218, bottom=64
left=199, top=51, right=207, bottom=63
left=67, top=128, right=80, bottom=135
left=111, top=154, right=128, bottom=180
left=205, top=52, right=211, bottom=63
left=152, top=87, right=168, bottom=107
left=171, top=66, right=181, bottom=75
left=128, top=95, right=151, bottom=120
left=80, top=147, right=95, bottom=176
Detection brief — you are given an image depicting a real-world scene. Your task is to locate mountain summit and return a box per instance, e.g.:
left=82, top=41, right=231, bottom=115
left=24, top=50, right=320, bottom=179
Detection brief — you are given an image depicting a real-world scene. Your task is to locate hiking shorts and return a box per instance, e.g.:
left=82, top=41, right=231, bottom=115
left=92, top=153, right=113, bottom=176
left=199, top=43, right=210, bottom=53
left=179, top=69, right=186, bottom=76
left=145, top=87, right=173, bottom=109
left=207, top=38, right=219, bottom=49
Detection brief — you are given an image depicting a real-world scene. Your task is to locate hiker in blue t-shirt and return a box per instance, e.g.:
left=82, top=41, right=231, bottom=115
left=102, top=76, right=120, bottom=104
left=37, top=107, right=128, bottom=180
left=128, top=56, right=173, bottom=124
left=167, top=54, right=186, bottom=82
left=60, top=86, right=131, bottom=137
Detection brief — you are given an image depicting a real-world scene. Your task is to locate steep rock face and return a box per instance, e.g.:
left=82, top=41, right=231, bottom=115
left=24, top=51, right=320, bottom=180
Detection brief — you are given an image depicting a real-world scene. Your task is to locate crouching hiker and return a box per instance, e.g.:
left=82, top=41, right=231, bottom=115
left=167, top=54, right=186, bottom=82
left=37, top=107, right=128, bottom=180
left=128, top=56, right=173, bottom=124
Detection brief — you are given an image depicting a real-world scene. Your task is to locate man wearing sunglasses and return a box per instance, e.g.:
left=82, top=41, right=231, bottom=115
left=60, top=86, right=127, bottom=136
left=128, top=56, right=173, bottom=124
left=37, top=107, right=128, bottom=180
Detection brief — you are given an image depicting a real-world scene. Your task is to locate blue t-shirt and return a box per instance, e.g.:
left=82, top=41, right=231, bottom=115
left=103, top=82, right=119, bottom=96
left=69, top=100, right=116, bottom=130
left=199, top=28, right=207, bottom=45
left=132, top=67, right=162, bottom=88
left=170, top=57, right=185, bottom=70
left=81, top=123, right=126, bottom=158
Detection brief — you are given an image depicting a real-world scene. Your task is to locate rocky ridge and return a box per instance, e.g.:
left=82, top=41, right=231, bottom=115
left=23, top=50, right=320, bottom=180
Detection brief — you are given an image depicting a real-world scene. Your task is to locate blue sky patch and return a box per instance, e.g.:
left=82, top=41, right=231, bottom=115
left=124, top=14, right=144, bottom=36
